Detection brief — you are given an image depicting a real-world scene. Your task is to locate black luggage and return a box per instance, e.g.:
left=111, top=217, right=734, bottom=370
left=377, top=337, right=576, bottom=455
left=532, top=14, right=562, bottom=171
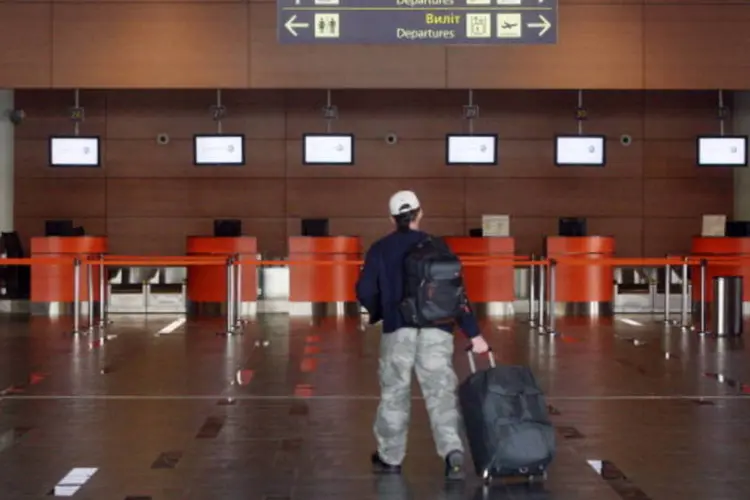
left=458, top=349, right=556, bottom=484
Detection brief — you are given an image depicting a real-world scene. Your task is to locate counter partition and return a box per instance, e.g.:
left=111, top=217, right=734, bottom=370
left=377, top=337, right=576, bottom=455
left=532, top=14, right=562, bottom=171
left=30, top=236, right=108, bottom=317
left=288, top=236, right=362, bottom=317
left=444, top=236, right=515, bottom=317
left=546, top=236, right=615, bottom=316
left=186, top=236, right=258, bottom=317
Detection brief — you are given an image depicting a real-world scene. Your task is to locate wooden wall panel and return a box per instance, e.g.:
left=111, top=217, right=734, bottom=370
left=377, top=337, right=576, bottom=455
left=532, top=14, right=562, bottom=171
left=12, top=89, right=736, bottom=257
left=0, top=4, right=52, bottom=88
left=465, top=179, right=643, bottom=218
left=286, top=178, right=464, bottom=218
left=51, top=4, right=249, bottom=88
left=1, top=1, right=750, bottom=89
left=446, top=5, right=644, bottom=89
left=644, top=6, right=750, bottom=89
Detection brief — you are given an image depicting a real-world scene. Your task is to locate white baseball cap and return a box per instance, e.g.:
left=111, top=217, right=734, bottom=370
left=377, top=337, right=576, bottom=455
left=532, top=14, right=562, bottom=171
left=389, top=190, right=421, bottom=216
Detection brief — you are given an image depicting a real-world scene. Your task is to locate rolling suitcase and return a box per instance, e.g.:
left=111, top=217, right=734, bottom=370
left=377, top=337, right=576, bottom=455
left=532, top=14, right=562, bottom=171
left=458, top=349, right=556, bottom=484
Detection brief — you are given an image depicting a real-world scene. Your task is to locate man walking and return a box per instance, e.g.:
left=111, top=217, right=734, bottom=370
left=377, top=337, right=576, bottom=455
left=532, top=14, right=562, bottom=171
left=356, top=190, right=489, bottom=481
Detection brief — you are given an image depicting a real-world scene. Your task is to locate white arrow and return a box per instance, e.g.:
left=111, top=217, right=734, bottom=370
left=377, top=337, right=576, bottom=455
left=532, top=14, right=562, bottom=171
left=285, top=14, right=310, bottom=37
left=527, top=14, right=551, bottom=37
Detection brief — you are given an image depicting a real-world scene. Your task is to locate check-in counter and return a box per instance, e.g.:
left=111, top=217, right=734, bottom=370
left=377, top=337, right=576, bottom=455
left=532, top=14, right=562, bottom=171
left=30, top=236, right=108, bottom=316
left=186, top=236, right=258, bottom=317
left=691, top=237, right=750, bottom=307
left=288, top=236, right=362, bottom=317
left=444, top=236, right=515, bottom=317
left=546, top=236, right=615, bottom=316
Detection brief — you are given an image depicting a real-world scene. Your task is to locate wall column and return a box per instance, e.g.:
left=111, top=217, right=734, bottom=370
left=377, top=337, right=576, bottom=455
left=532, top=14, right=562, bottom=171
left=0, top=90, right=12, bottom=232
left=733, top=91, right=750, bottom=220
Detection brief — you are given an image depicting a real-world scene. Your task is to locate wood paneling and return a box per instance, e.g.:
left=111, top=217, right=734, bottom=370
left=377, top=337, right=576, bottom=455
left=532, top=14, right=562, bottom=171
left=13, top=89, right=734, bottom=257
left=0, top=1, right=750, bottom=88
left=51, top=4, right=249, bottom=88
left=0, top=4, right=52, bottom=88
left=644, top=5, right=750, bottom=89
left=446, top=4, right=644, bottom=89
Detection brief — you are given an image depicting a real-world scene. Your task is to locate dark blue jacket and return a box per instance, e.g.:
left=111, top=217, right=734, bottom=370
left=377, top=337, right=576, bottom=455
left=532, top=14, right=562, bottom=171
left=355, top=229, right=480, bottom=338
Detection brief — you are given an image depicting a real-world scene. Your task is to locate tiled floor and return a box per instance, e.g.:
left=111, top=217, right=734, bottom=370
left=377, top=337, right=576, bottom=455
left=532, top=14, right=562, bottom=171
left=0, top=312, right=749, bottom=499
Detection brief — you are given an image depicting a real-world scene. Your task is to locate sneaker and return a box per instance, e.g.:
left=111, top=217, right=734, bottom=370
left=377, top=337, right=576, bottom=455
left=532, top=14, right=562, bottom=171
left=371, top=452, right=402, bottom=474
left=445, top=450, right=465, bottom=481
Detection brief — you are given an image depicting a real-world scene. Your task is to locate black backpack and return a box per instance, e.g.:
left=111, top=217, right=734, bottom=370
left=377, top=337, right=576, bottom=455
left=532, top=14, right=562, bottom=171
left=400, top=237, right=467, bottom=327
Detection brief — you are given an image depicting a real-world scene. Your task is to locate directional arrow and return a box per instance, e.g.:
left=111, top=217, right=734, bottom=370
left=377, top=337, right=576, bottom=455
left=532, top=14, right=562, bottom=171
left=527, top=14, right=551, bottom=37
left=285, top=15, right=310, bottom=37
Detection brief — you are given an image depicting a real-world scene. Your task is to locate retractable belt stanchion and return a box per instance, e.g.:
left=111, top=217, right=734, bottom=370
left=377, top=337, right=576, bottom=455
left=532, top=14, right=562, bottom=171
left=545, top=259, right=559, bottom=336
left=87, top=259, right=95, bottom=333
left=97, top=255, right=109, bottom=330
left=218, top=256, right=236, bottom=337
left=71, top=257, right=83, bottom=336
left=663, top=260, right=675, bottom=325
left=537, top=261, right=546, bottom=334
left=680, top=257, right=691, bottom=331
left=528, top=255, right=537, bottom=327
left=233, top=254, right=246, bottom=332
left=698, top=258, right=710, bottom=336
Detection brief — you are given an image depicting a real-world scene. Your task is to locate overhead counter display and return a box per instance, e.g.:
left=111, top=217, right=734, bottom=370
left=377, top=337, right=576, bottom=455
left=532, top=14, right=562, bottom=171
left=277, top=0, right=558, bottom=45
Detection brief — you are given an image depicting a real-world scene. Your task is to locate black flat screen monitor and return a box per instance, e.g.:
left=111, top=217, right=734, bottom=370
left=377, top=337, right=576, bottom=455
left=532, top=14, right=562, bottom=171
left=213, top=219, right=242, bottom=237
left=559, top=217, right=587, bottom=237
left=445, top=134, right=498, bottom=165
left=194, top=134, right=245, bottom=166
left=45, top=220, right=75, bottom=237
left=697, top=136, right=748, bottom=167
left=301, top=218, right=329, bottom=237
left=303, top=134, right=355, bottom=165
left=49, top=136, right=101, bottom=167
left=726, top=221, right=750, bottom=237
left=554, top=135, right=606, bottom=166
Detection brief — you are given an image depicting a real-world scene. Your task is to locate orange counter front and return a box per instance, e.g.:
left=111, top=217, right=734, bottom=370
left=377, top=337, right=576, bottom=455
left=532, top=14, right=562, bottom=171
left=186, top=236, right=258, bottom=307
left=691, top=236, right=750, bottom=302
left=288, top=236, right=361, bottom=306
left=444, top=237, right=515, bottom=304
left=546, top=236, right=615, bottom=312
left=30, top=236, right=108, bottom=309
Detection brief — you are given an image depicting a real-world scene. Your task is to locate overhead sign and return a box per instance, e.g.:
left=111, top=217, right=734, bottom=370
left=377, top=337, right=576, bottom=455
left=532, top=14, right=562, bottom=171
left=277, top=0, right=558, bottom=45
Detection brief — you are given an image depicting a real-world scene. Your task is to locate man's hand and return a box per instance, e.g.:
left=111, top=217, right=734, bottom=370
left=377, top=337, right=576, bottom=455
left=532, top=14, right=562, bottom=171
left=470, top=335, right=490, bottom=354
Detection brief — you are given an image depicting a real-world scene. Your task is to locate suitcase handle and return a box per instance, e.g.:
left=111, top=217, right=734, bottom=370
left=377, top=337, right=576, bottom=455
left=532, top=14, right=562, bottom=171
left=465, top=346, right=495, bottom=373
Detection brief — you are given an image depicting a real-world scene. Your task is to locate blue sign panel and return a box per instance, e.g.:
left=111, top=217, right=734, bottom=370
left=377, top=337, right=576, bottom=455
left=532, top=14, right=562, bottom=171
left=277, top=0, right=558, bottom=45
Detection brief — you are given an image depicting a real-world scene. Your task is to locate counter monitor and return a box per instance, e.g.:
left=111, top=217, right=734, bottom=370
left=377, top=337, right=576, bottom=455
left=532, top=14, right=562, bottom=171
left=194, top=134, right=245, bottom=166
left=446, top=134, right=498, bottom=165
left=49, top=136, right=101, bottom=167
left=697, top=136, right=748, bottom=167
left=303, top=134, right=355, bottom=165
left=555, top=135, right=606, bottom=166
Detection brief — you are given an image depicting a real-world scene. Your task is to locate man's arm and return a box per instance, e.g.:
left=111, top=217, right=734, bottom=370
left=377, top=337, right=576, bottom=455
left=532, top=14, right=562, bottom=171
left=457, top=302, right=480, bottom=339
left=356, top=246, right=381, bottom=318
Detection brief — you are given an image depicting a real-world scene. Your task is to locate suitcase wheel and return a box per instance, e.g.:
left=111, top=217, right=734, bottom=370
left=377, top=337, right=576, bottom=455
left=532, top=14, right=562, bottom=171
left=482, top=469, right=492, bottom=485
left=527, top=471, right=548, bottom=483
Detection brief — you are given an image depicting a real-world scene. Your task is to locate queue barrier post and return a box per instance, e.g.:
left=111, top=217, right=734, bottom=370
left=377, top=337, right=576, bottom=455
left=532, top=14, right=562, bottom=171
left=537, top=261, right=546, bottom=334
left=545, top=259, right=559, bottom=336
left=87, top=258, right=95, bottom=333
left=218, top=256, right=236, bottom=337
left=680, top=257, right=692, bottom=331
left=97, top=254, right=111, bottom=331
left=528, top=254, right=537, bottom=327
left=70, top=257, right=83, bottom=336
left=698, top=258, right=710, bottom=336
left=233, top=254, right=248, bottom=332
left=663, top=260, right=676, bottom=326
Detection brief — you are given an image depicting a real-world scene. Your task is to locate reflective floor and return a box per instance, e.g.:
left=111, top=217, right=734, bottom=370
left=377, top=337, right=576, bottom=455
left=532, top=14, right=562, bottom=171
left=0, top=313, right=749, bottom=499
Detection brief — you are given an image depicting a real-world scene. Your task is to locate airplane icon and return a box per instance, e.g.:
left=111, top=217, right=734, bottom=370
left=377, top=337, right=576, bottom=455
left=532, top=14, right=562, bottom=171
left=501, top=21, right=518, bottom=29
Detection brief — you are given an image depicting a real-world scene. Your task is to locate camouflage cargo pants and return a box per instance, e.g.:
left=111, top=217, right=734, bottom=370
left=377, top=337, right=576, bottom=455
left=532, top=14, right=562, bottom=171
left=373, top=327, right=463, bottom=465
